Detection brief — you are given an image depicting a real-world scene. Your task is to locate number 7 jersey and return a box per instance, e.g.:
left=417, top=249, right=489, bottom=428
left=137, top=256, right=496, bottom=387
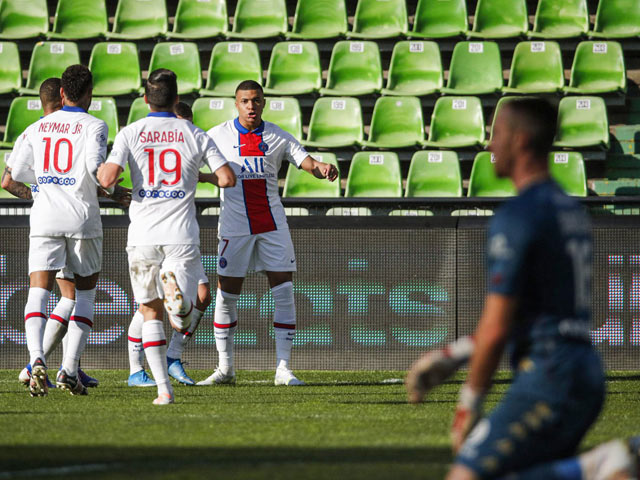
left=107, top=112, right=228, bottom=246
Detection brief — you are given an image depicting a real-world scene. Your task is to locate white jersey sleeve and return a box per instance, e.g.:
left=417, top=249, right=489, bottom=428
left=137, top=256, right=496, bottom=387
left=195, top=128, right=228, bottom=174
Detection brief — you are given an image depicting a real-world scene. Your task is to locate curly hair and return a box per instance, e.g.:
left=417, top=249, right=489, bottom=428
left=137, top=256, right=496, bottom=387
left=174, top=101, right=193, bottom=121
left=61, top=65, right=92, bottom=103
left=145, top=69, right=178, bottom=109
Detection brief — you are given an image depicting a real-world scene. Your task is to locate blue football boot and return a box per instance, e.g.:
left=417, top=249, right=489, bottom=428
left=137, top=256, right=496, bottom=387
left=78, top=369, right=99, bottom=388
left=167, top=357, right=196, bottom=386
left=128, top=370, right=156, bottom=387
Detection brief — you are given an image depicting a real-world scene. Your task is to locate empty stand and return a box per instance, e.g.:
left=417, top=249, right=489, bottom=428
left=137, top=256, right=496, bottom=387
left=1, top=97, right=43, bottom=148
left=548, top=151, right=587, bottom=196
left=0, top=41, right=21, bottom=94
left=554, top=96, right=610, bottom=150
left=303, top=97, right=363, bottom=148
left=167, top=0, right=228, bottom=39
left=88, top=97, right=118, bottom=145
left=381, top=40, right=443, bottom=96
left=283, top=153, right=340, bottom=197
left=409, top=0, right=467, bottom=39
left=350, top=0, right=408, bottom=39
left=288, top=0, right=347, bottom=40
left=127, top=97, right=149, bottom=125
left=468, top=0, right=528, bottom=39
left=361, top=96, right=424, bottom=148
left=89, top=42, right=142, bottom=96
left=345, top=152, right=402, bottom=197
left=591, top=0, right=640, bottom=39
left=530, top=0, right=589, bottom=39
left=565, top=41, right=626, bottom=94
left=441, top=41, right=503, bottom=95
left=405, top=151, right=462, bottom=197
left=425, top=96, right=485, bottom=148
left=196, top=179, right=219, bottom=198
left=201, top=42, right=262, bottom=96
left=0, top=0, right=48, bottom=39
left=49, top=0, right=108, bottom=40
left=192, top=97, right=236, bottom=131
left=264, top=41, right=322, bottom=95
left=228, top=0, right=288, bottom=39
left=320, top=41, right=382, bottom=96
left=148, top=42, right=201, bottom=95
left=467, top=152, right=517, bottom=197
left=109, top=0, right=168, bottom=40
left=262, top=97, right=303, bottom=140
left=21, top=41, right=80, bottom=95
left=503, top=41, right=564, bottom=94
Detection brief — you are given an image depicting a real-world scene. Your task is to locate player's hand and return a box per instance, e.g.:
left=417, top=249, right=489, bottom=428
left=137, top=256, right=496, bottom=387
left=450, top=384, right=484, bottom=454
left=316, top=162, right=338, bottom=181
left=111, top=178, right=132, bottom=208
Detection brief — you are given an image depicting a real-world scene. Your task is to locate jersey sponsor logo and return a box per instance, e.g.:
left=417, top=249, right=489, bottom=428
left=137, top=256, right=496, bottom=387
left=138, top=188, right=186, bottom=199
left=138, top=130, right=185, bottom=144
left=37, top=176, right=76, bottom=186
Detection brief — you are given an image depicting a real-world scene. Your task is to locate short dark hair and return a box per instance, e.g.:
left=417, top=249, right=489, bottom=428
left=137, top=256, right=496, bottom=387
left=501, top=97, right=558, bottom=158
left=61, top=65, right=92, bottom=103
left=39, top=77, right=61, bottom=108
left=235, top=80, right=263, bottom=95
left=145, top=69, right=178, bottom=109
left=174, top=101, right=193, bottom=121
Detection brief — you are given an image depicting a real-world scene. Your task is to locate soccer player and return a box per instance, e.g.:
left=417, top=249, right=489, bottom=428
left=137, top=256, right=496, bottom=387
left=11, top=65, right=108, bottom=397
left=198, top=80, right=338, bottom=387
left=98, top=69, right=235, bottom=405
left=410, top=97, right=634, bottom=480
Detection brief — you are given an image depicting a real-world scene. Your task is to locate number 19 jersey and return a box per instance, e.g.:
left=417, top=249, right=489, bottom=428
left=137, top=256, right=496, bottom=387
left=107, top=112, right=228, bottom=247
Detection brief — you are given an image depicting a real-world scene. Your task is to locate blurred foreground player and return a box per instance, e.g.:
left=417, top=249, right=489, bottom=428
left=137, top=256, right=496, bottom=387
left=410, top=98, right=635, bottom=480
left=199, top=80, right=338, bottom=386
left=98, top=69, right=235, bottom=404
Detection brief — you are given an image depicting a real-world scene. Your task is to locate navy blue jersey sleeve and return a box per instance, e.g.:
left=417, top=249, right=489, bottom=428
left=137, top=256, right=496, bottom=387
left=487, top=206, right=535, bottom=296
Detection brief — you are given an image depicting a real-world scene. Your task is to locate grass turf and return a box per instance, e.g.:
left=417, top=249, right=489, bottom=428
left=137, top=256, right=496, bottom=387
left=1, top=370, right=639, bottom=479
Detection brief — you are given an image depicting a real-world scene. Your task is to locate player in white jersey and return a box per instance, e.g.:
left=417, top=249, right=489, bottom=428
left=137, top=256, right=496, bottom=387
left=11, top=65, right=108, bottom=397
left=98, top=69, right=235, bottom=405
left=199, top=80, right=338, bottom=387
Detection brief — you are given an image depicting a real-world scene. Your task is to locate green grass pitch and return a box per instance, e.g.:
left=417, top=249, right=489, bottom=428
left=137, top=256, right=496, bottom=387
left=1, top=370, right=639, bottom=479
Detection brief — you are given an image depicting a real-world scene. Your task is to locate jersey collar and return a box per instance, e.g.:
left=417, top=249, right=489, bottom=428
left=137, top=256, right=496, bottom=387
left=147, top=111, right=177, bottom=118
left=234, top=117, right=264, bottom=135
left=62, top=105, right=86, bottom=113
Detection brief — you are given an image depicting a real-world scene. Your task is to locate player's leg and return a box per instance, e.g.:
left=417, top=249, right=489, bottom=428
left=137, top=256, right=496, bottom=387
left=43, top=271, right=75, bottom=362
left=127, top=309, right=155, bottom=387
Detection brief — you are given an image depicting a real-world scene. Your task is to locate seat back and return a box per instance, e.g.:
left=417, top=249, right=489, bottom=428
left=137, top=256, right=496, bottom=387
left=192, top=98, right=237, bottom=131
left=324, top=40, right=382, bottom=93
left=24, top=41, right=80, bottom=92
left=467, top=152, right=516, bottom=197
left=385, top=40, right=443, bottom=95
left=172, top=0, right=227, bottom=38
left=352, top=0, right=407, bottom=38
left=88, top=98, right=119, bottom=145
left=532, top=0, right=589, bottom=38
left=263, top=97, right=303, bottom=140
left=592, top=0, right=640, bottom=37
left=89, top=42, right=141, bottom=96
left=203, top=42, right=261, bottom=95
left=548, top=151, right=587, bottom=196
left=283, top=153, right=340, bottom=197
left=411, top=0, right=467, bottom=38
left=445, top=41, right=502, bottom=94
left=427, top=96, right=485, bottom=147
left=554, top=96, right=610, bottom=149
left=405, top=151, right=462, bottom=197
left=51, top=0, right=107, bottom=39
left=0, top=41, right=21, bottom=93
left=231, top=0, right=288, bottom=38
left=127, top=97, right=149, bottom=125
left=148, top=42, right=201, bottom=94
left=367, top=96, right=424, bottom=146
left=4, top=97, right=43, bottom=145
left=568, top=41, right=626, bottom=93
left=507, top=41, right=564, bottom=92
left=112, top=0, right=168, bottom=38
left=265, top=41, right=321, bottom=94
left=290, top=0, right=347, bottom=39
left=471, top=0, right=528, bottom=38
left=306, top=97, right=363, bottom=147
left=0, top=0, right=48, bottom=39
left=345, top=152, right=402, bottom=197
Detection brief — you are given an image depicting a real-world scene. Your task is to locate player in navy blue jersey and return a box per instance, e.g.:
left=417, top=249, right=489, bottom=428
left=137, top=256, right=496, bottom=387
left=409, top=98, right=635, bottom=480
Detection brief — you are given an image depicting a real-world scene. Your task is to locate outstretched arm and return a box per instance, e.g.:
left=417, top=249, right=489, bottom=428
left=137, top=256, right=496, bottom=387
left=299, top=156, right=339, bottom=181
left=199, top=164, right=236, bottom=188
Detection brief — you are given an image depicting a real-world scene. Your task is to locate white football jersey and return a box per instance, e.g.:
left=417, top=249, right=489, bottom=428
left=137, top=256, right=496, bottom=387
left=208, top=119, right=308, bottom=237
left=10, top=106, right=108, bottom=238
left=6, top=124, right=39, bottom=195
left=107, top=112, right=228, bottom=246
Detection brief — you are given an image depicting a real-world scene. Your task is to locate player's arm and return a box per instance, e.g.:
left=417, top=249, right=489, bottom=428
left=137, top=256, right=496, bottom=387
left=1, top=167, right=32, bottom=200
left=97, top=163, right=124, bottom=190
left=299, top=156, right=338, bottom=181
left=199, top=130, right=236, bottom=188
left=198, top=166, right=236, bottom=188
left=98, top=127, right=128, bottom=190
left=10, top=137, right=37, bottom=185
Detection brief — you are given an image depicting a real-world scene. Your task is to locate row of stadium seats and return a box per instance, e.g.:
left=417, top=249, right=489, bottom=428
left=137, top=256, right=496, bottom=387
left=2, top=0, right=639, bottom=41
left=0, top=149, right=587, bottom=200
left=0, top=39, right=627, bottom=97
left=0, top=95, right=611, bottom=151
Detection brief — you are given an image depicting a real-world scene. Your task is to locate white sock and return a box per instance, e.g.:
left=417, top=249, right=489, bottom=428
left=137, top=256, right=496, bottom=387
left=142, top=319, right=171, bottom=397
left=24, top=287, right=51, bottom=367
left=61, top=288, right=96, bottom=377
left=43, top=296, right=75, bottom=360
left=167, top=308, right=204, bottom=360
left=214, top=289, right=239, bottom=373
left=272, top=282, right=296, bottom=371
left=128, top=310, right=145, bottom=375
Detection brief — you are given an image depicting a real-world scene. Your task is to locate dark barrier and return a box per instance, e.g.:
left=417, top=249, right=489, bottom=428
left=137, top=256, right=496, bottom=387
left=1, top=216, right=639, bottom=370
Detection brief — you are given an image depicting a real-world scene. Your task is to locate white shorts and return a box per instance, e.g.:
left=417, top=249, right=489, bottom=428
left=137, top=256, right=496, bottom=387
left=28, top=236, right=102, bottom=277
left=127, top=244, right=201, bottom=305
left=55, top=266, right=74, bottom=280
left=217, top=229, right=297, bottom=277
left=196, top=262, right=209, bottom=285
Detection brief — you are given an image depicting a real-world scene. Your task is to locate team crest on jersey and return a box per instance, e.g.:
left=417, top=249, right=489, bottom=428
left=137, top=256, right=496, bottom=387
left=258, top=141, right=269, bottom=153
left=219, top=257, right=227, bottom=268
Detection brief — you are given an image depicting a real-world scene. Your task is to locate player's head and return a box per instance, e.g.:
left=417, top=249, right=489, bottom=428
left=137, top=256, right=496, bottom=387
left=39, top=77, right=62, bottom=115
left=235, top=80, right=264, bottom=129
left=61, top=64, right=93, bottom=110
left=145, top=69, right=178, bottom=111
left=174, top=101, right=193, bottom=123
left=489, top=97, right=557, bottom=179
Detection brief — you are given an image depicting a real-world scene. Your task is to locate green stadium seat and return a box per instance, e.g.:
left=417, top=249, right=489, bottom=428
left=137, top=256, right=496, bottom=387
left=467, top=152, right=517, bottom=197
left=591, top=0, right=640, bottom=39
left=0, top=0, right=48, bottom=40
left=1, top=97, right=43, bottom=148
left=227, top=0, right=288, bottom=39
left=200, top=42, right=261, bottom=97
left=288, top=0, right=347, bottom=39
left=424, top=96, right=485, bottom=148
left=441, top=41, right=503, bottom=95
left=565, top=41, right=626, bottom=95
left=108, top=0, right=168, bottom=40
left=0, top=150, right=16, bottom=198
left=148, top=42, right=201, bottom=95
left=381, top=40, right=443, bottom=96
left=405, top=151, right=462, bottom=197
left=548, top=151, right=587, bottom=196
left=409, top=0, right=467, bottom=39
left=350, top=0, right=407, bottom=39
left=48, top=0, right=107, bottom=40
left=303, top=97, right=363, bottom=148
left=20, top=41, right=80, bottom=95
left=118, top=164, right=132, bottom=189
left=0, top=42, right=21, bottom=94
left=503, top=41, right=564, bottom=94
left=262, top=97, right=303, bottom=140
left=529, top=0, right=589, bottom=39
left=283, top=153, right=340, bottom=197
left=468, top=0, right=528, bottom=39
left=361, top=96, right=424, bottom=148
left=192, top=97, right=236, bottom=131
left=127, top=97, right=149, bottom=125
left=264, top=41, right=321, bottom=95
left=554, top=96, right=610, bottom=150
left=88, top=98, right=119, bottom=145
left=320, top=41, right=382, bottom=96
left=487, top=96, right=532, bottom=145
left=196, top=176, right=219, bottom=198
left=89, top=42, right=141, bottom=96
left=167, top=0, right=228, bottom=39
left=345, top=151, right=402, bottom=197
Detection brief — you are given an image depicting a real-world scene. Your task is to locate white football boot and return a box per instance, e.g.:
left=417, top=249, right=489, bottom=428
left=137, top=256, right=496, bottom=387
left=274, top=368, right=305, bottom=386
left=579, top=439, right=633, bottom=480
left=197, top=368, right=236, bottom=385
left=152, top=392, right=174, bottom=405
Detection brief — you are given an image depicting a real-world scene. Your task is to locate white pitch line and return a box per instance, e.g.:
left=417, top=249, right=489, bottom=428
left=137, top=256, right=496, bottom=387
left=0, top=463, right=119, bottom=479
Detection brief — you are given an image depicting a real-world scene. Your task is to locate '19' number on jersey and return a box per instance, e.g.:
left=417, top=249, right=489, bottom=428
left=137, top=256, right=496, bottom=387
left=42, top=137, right=73, bottom=174
left=144, top=148, right=181, bottom=186
left=566, top=239, right=592, bottom=311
